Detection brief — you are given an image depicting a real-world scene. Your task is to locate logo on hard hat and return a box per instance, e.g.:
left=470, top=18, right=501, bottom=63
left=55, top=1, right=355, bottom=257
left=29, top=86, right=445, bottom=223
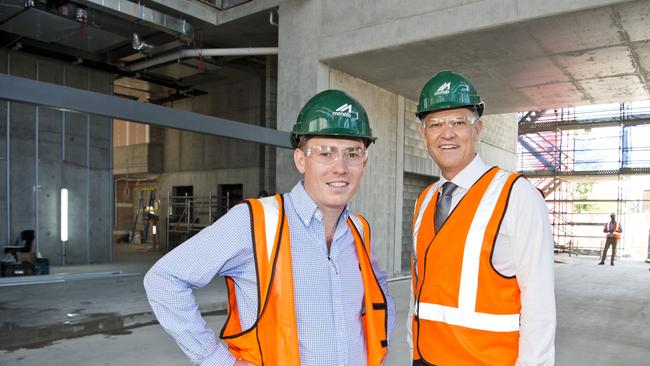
left=333, top=103, right=354, bottom=117
left=434, top=82, right=451, bottom=96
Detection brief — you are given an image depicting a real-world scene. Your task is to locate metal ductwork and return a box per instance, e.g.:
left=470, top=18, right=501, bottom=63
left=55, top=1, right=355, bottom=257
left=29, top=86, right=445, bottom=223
left=75, top=0, right=193, bottom=42
left=127, top=47, right=279, bottom=71
left=0, top=0, right=193, bottom=55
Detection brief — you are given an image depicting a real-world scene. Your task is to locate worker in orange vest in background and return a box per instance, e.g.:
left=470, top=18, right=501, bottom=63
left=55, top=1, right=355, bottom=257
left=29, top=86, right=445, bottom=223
left=599, top=213, right=622, bottom=266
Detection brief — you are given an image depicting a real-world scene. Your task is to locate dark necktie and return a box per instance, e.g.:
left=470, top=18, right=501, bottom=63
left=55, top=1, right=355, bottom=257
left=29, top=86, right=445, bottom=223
left=434, top=182, right=457, bottom=233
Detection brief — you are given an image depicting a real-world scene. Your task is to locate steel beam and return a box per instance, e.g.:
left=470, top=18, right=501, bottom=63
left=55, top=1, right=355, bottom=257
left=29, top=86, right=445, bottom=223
left=518, top=117, right=650, bottom=135
left=522, top=167, right=650, bottom=177
left=0, top=74, right=292, bottom=149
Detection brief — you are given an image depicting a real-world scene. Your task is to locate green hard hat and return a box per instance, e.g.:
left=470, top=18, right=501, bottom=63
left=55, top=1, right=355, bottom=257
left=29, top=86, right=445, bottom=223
left=290, top=89, right=376, bottom=148
left=416, top=70, right=484, bottom=118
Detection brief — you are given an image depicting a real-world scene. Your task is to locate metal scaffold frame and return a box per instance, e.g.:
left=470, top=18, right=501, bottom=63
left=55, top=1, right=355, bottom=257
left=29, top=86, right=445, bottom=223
left=164, top=191, right=239, bottom=251
left=518, top=101, right=650, bottom=258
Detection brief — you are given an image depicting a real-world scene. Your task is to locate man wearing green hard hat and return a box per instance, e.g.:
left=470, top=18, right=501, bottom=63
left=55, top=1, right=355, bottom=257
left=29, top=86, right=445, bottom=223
left=408, top=71, right=556, bottom=365
left=145, top=89, right=396, bottom=366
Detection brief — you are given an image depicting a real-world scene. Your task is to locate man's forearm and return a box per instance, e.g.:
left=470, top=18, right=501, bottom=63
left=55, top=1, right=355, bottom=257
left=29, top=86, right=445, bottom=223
left=144, top=265, right=234, bottom=365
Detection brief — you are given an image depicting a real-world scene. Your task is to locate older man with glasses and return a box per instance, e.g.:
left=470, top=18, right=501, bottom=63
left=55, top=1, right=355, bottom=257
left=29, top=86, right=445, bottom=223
left=408, top=71, right=556, bottom=366
left=144, top=89, right=396, bottom=366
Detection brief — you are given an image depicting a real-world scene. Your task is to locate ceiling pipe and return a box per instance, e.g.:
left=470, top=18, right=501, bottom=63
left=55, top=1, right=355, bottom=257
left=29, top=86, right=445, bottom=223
left=269, top=10, right=278, bottom=26
left=126, top=47, right=279, bottom=72
left=132, top=33, right=155, bottom=54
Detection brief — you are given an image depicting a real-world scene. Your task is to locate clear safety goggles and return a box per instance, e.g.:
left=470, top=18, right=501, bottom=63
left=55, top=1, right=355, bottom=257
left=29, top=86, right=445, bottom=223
left=422, top=115, right=478, bottom=133
left=303, top=145, right=368, bottom=166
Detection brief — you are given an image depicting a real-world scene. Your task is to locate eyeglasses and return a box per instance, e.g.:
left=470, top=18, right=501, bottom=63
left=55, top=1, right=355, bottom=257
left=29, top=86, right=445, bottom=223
left=422, top=115, right=478, bottom=133
left=303, top=145, right=368, bottom=166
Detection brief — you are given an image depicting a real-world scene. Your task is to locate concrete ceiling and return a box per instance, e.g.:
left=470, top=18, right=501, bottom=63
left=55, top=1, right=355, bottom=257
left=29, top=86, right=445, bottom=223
left=194, top=9, right=278, bottom=48
left=322, top=1, right=650, bottom=115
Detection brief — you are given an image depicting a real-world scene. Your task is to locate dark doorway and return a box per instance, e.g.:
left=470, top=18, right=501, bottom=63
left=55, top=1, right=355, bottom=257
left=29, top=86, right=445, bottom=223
left=217, top=184, right=243, bottom=217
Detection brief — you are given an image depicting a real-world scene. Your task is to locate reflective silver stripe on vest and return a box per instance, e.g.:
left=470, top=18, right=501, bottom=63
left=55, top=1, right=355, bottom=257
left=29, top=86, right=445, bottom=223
left=258, top=196, right=280, bottom=262
left=417, top=169, right=521, bottom=332
left=417, top=303, right=520, bottom=332
left=412, top=182, right=440, bottom=284
left=458, top=170, right=510, bottom=312
left=349, top=214, right=365, bottom=243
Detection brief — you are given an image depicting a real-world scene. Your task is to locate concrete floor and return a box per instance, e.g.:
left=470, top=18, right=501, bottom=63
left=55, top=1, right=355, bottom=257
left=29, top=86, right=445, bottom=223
left=553, top=256, right=650, bottom=365
left=0, top=250, right=648, bottom=365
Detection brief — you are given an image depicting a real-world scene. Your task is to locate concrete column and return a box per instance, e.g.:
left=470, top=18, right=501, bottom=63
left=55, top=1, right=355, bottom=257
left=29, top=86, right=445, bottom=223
left=393, top=96, right=405, bottom=275
left=276, top=0, right=330, bottom=193
left=0, top=51, right=8, bottom=247
left=264, top=56, right=278, bottom=195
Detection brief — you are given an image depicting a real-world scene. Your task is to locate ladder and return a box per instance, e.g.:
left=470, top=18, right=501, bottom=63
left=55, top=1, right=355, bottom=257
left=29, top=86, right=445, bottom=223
left=130, top=187, right=156, bottom=244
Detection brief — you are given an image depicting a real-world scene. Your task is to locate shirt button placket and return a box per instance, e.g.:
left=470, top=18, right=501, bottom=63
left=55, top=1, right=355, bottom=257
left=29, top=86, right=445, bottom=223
left=330, top=253, right=347, bottom=364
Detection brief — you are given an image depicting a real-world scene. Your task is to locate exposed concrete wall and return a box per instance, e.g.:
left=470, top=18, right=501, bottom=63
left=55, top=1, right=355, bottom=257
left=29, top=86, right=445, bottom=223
left=112, top=120, right=148, bottom=146
left=0, top=53, right=5, bottom=250
left=402, top=173, right=432, bottom=273
left=404, top=99, right=440, bottom=177
left=162, top=77, right=263, bottom=173
left=263, top=56, right=278, bottom=195
left=159, top=168, right=262, bottom=202
left=0, top=50, right=113, bottom=265
left=113, top=144, right=163, bottom=175
left=157, top=168, right=262, bottom=249
left=86, top=95, right=112, bottom=264
left=479, top=112, right=519, bottom=170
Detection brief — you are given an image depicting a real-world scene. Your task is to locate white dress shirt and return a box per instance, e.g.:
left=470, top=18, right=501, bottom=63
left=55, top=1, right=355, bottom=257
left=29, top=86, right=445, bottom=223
left=408, top=154, right=556, bottom=366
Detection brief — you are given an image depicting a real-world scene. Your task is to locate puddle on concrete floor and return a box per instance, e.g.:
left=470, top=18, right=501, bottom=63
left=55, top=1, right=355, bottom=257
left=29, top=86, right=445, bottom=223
left=0, top=312, right=127, bottom=351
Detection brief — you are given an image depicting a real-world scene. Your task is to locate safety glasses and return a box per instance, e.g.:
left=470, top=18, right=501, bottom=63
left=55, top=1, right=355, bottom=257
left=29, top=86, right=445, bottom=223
left=302, top=145, right=368, bottom=166
left=422, top=115, right=478, bottom=134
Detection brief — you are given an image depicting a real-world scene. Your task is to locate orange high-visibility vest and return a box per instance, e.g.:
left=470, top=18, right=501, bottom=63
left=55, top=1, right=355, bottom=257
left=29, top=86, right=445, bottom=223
left=604, top=222, right=621, bottom=239
left=220, top=194, right=388, bottom=366
left=411, top=167, right=522, bottom=366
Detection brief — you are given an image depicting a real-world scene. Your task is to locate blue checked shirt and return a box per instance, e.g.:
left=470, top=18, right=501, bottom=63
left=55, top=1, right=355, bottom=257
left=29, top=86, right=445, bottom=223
left=144, top=182, right=397, bottom=366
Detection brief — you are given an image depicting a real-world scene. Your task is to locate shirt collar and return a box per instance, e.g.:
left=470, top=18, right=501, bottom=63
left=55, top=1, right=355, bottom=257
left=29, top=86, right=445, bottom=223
left=288, top=181, right=351, bottom=227
left=438, top=154, right=491, bottom=192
